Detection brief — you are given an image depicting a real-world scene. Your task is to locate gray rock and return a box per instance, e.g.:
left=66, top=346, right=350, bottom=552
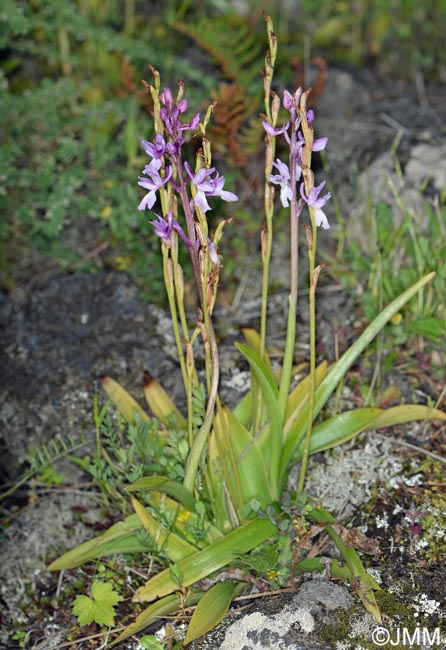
left=189, top=580, right=353, bottom=650
left=405, top=142, right=446, bottom=193
left=0, top=272, right=181, bottom=480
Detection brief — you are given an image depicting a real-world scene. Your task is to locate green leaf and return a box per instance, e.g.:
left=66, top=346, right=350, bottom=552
left=315, top=272, right=435, bottom=419
left=280, top=272, right=436, bottom=473
left=235, top=342, right=282, bottom=500
left=184, top=582, right=242, bottom=645
left=297, top=407, right=383, bottom=456
left=371, top=404, right=446, bottom=428
left=112, top=592, right=203, bottom=645
left=294, top=557, right=353, bottom=582
left=219, top=406, right=272, bottom=508
left=48, top=508, right=197, bottom=571
left=133, top=517, right=277, bottom=603
left=232, top=389, right=253, bottom=428
left=48, top=518, right=151, bottom=571
left=408, top=316, right=446, bottom=340
left=241, top=328, right=273, bottom=372
left=72, top=581, right=122, bottom=627
left=299, top=404, right=446, bottom=457
left=308, top=507, right=382, bottom=622
left=126, top=476, right=196, bottom=511
left=207, top=429, right=232, bottom=531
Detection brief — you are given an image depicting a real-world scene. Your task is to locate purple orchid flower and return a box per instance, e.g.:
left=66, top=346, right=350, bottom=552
left=300, top=181, right=332, bottom=230
left=150, top=212, right=173, bottom=242
left=150, top=212, right=193, bottom=249
left=262, top=121, right=290, bottom=137
left=296, top=131, right=328, bottom=153
left=159, top=87, right=200, bottom=138
left=269, top=159, right=302, bottom=208
left=141, top=134, right=166, bottom=159
left=207, top=238, right=221, bottom=267
left=184, top=162, right=238, bottom=213
left=283, top=88, right=302, bottom=111
left=207, top=170, right=239, bottom=203
left=137, top=162, right=172, bottom=211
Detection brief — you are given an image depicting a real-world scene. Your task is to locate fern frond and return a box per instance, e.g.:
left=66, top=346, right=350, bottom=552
left=171, top=17, right=262, bottom=87
left=208, top=83, right=259, bottom=167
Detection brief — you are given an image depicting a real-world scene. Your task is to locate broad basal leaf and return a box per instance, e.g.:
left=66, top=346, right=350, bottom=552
left=235, top=342, right=282, bottom=500
left=217, top=406, right=272, bottom=509
left=112, top=592, right=203, bottom=645
left=184, top=582, right=243, bottom=645
left=133, top=517, right=277, bottom=603
left=296, top=404, right=446, bottom=457
left=48, top=507, right=197, bottom=571
left=280, top=272, right=437, bottom=473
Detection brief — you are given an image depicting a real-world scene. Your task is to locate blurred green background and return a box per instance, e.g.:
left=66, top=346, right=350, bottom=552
left=1, top=0, right=445, bottom=300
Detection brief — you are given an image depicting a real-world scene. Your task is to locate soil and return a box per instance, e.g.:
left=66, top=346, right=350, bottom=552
left=1, top=66, right=445, bottom=649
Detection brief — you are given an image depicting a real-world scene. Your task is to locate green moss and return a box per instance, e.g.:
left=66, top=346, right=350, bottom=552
left=375, top=590, right=411, bottom=620
left=318, top=606, right=355, bottom=643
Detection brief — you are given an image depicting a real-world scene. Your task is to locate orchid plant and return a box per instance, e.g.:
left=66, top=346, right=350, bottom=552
left=49, top=15, right=445, bottom=646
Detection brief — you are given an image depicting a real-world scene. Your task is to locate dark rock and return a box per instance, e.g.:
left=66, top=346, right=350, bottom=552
left=0, top=272, right=181, bottom=482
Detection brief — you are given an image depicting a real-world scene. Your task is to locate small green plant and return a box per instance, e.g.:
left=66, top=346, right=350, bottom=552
left=48, top=14, right=445, bottom=647
left=341, top=199, right=446, bottom=347
left=0, top=432, right=87, bottom=504
left=72, top=580, right=122, bottom=627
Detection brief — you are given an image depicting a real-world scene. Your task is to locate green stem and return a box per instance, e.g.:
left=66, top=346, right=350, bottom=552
left=183, top=324, right=219, bottom=493
left=162, top=246, right=188, bottom=400
left=257, top=15, right=278, bottom=432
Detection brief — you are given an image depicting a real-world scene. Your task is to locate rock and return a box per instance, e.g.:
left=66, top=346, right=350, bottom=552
left=0, top=272, right=181, bottom=481
left=405, top=142, right=446, bottom=193
left=347, top=138, right=446, bottom=248
left=189, top=580, right=353, bottom=650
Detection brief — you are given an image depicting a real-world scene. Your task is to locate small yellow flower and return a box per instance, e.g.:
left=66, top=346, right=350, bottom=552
left=114, top=256, right=132, bottom=270
left=100, top=205, right=112, bottom=220
left=266, top=569, right=280, bottom=581
left=391, top=312, right=403, bottom=325
left=177, top=510, right=191, bottom=523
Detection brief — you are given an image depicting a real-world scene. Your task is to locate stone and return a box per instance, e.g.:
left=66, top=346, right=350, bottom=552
left=189, top=580, right=353, bottom=650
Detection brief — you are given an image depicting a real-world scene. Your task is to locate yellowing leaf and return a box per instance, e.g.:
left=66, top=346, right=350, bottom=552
left=100, top=375, right=150, bottom=425
left=72, top=581, right=122, bottom=627
left=133, top=518, right=277, bottom=603
left=112, top=592, right=203, bottom=645
left=184, top=582, right=240, bottom=644
left=143, top=370, right=187, bottom=428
